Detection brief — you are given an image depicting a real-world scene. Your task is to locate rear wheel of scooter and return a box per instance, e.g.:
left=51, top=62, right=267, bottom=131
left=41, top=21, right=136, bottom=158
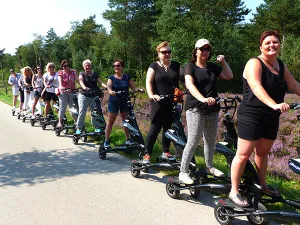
left=73, top=136, right=79, bottom=145
left=42, top=124, right=46, bottom=130
left=98, top=148, right=106, bottom=160
left=189, top=183, right=200, bottom=199
left=12, top=111, right=15, bottom=116
left=63, top=128, right=68, bottom=134
left=55, top=129, right=61, bottom=136
left=214, top=204, right=234, bottom=225
left=166, top=181, right=180, bottom=199
left=17, top=114, right=21, bottom=119
left=131, top=164, right=141, bottom=178
left=22, top=117, right=26, bottom=122
left=30, top=120, right=35, bottom=126
left=247, top=203, right=268, bottom=225
left=81, top=130, right=87, bottom=142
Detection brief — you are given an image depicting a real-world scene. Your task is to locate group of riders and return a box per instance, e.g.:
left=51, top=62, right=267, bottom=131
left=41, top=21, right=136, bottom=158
left=7, top=30, right=300, bottom=208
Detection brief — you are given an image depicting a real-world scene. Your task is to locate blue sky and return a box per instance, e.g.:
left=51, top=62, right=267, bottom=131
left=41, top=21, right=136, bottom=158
left=0, top=0, right=264, bottom=55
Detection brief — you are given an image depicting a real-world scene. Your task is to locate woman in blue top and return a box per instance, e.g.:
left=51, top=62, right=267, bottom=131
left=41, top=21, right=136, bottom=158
left=104, top=59, right=138, bottom=148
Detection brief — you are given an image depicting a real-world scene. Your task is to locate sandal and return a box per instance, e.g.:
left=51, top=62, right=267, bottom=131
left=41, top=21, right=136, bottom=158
left=228, top=193, right=249, bottom=207
left=262, top=185, right=280, bottom=196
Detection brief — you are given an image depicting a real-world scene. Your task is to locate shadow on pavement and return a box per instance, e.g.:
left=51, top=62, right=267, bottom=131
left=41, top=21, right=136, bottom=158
left=0, top=147, right=129, bottom=187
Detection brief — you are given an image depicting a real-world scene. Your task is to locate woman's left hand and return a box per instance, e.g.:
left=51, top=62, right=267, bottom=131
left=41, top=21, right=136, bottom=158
left=273, top=102, right=290, bottom=113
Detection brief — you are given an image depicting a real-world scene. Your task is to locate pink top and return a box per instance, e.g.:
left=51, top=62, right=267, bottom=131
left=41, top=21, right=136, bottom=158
left=57, top=69, right=76, bottom=90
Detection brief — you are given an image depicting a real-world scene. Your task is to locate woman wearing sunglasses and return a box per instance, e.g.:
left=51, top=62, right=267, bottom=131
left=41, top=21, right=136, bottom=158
left=143, top=41, right=182, bottom=163
left=56, top=60, right=80, bottom=130
left=179, top=39, right=233, bottom=184
left=103, top=59, right=138, bottom=148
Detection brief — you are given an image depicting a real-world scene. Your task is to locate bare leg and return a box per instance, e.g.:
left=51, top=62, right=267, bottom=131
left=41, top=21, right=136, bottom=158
left=13, top=95, right=18, bottom=107
left=105, top=112, right=118, bottom=141
left=45, top=101, right=51, bottom=116
left=230, top=138, right=256, bottom=196
left=254, top=138, right=274, bottom=188
left=32, top=98, right=39, bottom=116
left=120, top=112, right=129, bottom=139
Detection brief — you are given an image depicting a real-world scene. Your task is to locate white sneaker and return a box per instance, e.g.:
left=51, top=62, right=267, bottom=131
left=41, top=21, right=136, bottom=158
left=179, top=172, right=194, bottom=184
left=207, top=167, right=224, bottom=177
left=31, top=115, right=36, bottom=119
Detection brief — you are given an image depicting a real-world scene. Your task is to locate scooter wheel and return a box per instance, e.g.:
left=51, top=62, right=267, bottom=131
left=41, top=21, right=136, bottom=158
left=98, top=148, right=106, bottom=160
left=17, top=114, right=21, bottom=119
left=73, top=136, right=79, bottom=145
left=214, top=204, right=234, bottom=225
left=189, top=185, right=200, bottom=199
left=42, top=124, right=46, bottom=130
left=55, top=129, right=61, bottom=136
left=12, top=111, right=15, bottom=116
left=22, top=117, right=26, bottom=122
left=247, top=202, right=268, bottom=225
left=63, top=128, right=68, bottom=135
left=166, top=181, right=180, bottom=199
left=30, top=120, right=35, bottom=126
left=131, top=164, right=141, bottom=178
left=81, top=130, right=87, bottom=142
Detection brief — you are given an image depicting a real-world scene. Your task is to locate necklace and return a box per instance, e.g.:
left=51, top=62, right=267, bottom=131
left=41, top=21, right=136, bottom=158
left=259, top=56, right=279, bottom=73
left=159, top=61, right=170, bottom=72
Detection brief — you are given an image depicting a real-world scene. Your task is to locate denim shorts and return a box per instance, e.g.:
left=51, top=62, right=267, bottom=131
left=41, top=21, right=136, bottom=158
left=108, top=99, right=128, bottom=113
left=34, top=90, right=41, bottom=99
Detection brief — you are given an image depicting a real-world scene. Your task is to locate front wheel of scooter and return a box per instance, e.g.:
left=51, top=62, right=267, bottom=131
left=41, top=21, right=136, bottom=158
left=98, top=148, right=106, bottom=160
left=55, top=129, right=61, bottom=136
left=247, top=202, right=268, bottom=225
left=81, top=130, right=87, bottom=142
left=30, top=120, right=35, bottom=126
left=131, top=164, right=141, bottom=178
left=214, top=204, right=234, bottom=225
left=63, top=128, right=68, bottom=134
left=22, top=117, right=26, bottom=122
left=166, top=181, right=180, bottom=199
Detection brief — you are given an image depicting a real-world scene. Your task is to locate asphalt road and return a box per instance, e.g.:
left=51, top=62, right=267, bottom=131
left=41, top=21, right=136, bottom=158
left=0, top=101, right=279, bottom=225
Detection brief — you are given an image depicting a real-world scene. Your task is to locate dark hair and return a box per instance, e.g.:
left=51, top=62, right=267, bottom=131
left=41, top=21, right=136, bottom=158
left=260, top=30, right=281, bottom=46
left=191, top=48, right=212, bottom=63
left=113, top=59, right=125, bottom=67
left=60, top=60, right=69, bottom=69
left=35, top=65, right=43, bottom=73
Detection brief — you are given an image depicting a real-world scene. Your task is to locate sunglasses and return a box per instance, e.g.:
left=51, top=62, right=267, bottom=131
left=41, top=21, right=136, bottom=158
left=160, top=50, right=172, bottom=55
left=198, top=47, right=211, bottom=52
left=113, top=64, right=121, bottom=68
left=25, top=69, right=30, bottom=72
left=63, top=65, right=69, bottom=68
left=37, top=68, right=41, bottom=70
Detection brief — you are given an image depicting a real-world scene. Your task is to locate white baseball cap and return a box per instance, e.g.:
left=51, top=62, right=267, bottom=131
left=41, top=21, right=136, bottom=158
left=195, top=39, right=212, bottom=48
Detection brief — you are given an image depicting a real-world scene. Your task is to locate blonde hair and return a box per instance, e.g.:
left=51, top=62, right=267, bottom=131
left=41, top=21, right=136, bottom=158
left=83, top=59, right=92, bottom=67
left=156, top=41, right=170, bottom=53
left=22, top=66, right=34, bottom=77
left=46, top=62, right=55, bottom=72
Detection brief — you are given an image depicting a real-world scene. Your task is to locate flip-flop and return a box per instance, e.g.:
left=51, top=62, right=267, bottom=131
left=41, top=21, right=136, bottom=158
left=228, top=193, right=249, bottom=207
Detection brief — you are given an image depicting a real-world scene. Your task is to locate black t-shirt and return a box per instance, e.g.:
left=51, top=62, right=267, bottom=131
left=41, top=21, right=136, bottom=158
left=149, top=61, right=181, bottom=119
left=79, top=71, right=100, bottom=96
left=184, top=62, right=222, bottom=110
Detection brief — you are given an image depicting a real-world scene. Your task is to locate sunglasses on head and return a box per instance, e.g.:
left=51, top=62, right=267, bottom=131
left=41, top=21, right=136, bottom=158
left=113, top=64, right=121, bottom=68
left=160, top=50, right=172, bottom=55
left=198, top=46, right=211, bottom=52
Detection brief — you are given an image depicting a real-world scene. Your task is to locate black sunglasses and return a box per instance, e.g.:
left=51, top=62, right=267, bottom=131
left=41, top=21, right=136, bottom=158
left=160, top=50, right=172, bottom=55
left=113, top=64, right=121, bottom=68
left=198, top=47, right=211, bottom=52
left=63, top=64, right=69, bottom=68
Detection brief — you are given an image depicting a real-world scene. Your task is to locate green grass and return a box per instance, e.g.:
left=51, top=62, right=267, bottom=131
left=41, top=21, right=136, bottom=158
left=1, top=86, right=299, bottom=224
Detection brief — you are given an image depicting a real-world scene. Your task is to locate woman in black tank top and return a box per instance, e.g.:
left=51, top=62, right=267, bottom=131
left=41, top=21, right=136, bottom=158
left=229, top=30, right=300, bottom=207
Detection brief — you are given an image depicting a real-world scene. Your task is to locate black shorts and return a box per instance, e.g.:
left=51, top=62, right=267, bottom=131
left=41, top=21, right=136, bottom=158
left=34, top=90, right=41, bottom=99
left=237, top=105, right=280, bottom=140
left=45, top=91, right=58, bottom=102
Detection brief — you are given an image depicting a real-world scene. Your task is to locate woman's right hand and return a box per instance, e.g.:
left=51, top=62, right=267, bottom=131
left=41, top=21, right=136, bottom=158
left=273, top=103, right=290, bottom=113
left=109, top=90, right=116, bottom=96
left=200, top=97, right=215, bottom=106
left=150, top=94, right=160, bottom=102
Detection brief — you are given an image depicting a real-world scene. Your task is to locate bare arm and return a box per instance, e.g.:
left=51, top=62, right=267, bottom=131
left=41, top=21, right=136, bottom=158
left=107, top=79, right=116, bottom=96
left=217, top=55, right=233, bottom=80
left=32, top=75, right=36, bottom=88
left=146, top=67, right=160, bottom=101
left=97, top=77, right=107, bottom=88
left=78, top=74, right=88, bottom=90
left=129, top=79, right=137, bottom=91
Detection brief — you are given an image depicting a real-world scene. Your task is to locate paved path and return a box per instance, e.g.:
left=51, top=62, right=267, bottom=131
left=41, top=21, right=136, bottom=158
left=0, top=101, right=278, bottom=225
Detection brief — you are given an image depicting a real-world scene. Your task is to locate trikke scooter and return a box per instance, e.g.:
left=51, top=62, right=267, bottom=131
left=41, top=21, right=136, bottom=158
left=72, top=88, right=106, bottom=144
left=214, top=102, right=300, bottom=225
left=165, top=96, right=243, bottom=199
left=98, top=89, right=144, bottom=159
left=130, top=92, right=197, bottom=178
